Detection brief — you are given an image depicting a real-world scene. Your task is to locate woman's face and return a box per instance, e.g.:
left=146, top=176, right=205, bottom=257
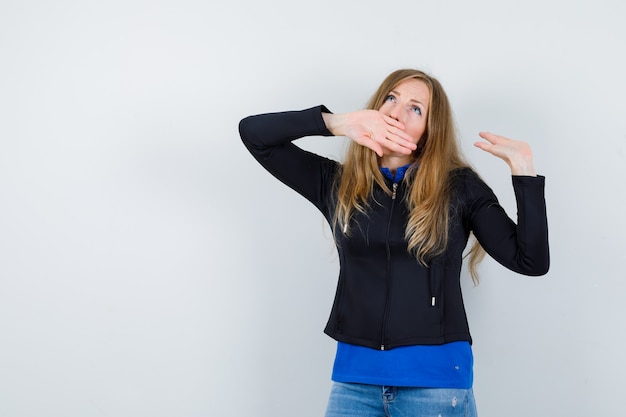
left=378, top=78, right=430, bottom=145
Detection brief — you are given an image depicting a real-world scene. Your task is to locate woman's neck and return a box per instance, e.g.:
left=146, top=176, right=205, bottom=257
left=379, top=155, right=413, bottom=174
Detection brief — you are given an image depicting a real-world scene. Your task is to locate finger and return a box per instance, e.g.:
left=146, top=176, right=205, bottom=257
left=371, top=142, right=384, bottom=157
left=388, top=127, right=415, bottom=144
left=378, top=124, right=417, bottom=149
left=377, top=129, right=416, bottom=152
left=369, top=126, right=415, bottom=150
left=390, top=135, right=417, bottom=151
left=382, top=114, right=405, bottom=130
left=383, top=119, right=416, bottom=142
left=380, top=137, right=415, bottom=155
left=473, top=141, right=493, bottom=152
left=478, top=131, right=500, bottom=144
left=359, top=135, right=384, bottom=157
left=479, top=131, right=514, bottom=146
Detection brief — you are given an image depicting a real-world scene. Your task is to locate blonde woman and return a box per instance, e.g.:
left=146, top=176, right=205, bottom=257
left=239, top=69, right=549, bottom=417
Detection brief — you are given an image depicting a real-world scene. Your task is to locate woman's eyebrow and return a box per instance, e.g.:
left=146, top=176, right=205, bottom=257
left=389, top=90, right=426, bottom=106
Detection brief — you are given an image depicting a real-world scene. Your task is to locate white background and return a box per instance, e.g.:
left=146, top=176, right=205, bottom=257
left=1, top=0, right=625, bottom=416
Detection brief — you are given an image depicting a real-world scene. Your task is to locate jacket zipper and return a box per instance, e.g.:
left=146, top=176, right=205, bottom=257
left=380, top=182, right=398, bottom=350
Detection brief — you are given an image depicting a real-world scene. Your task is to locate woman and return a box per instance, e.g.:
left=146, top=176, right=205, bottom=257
left=239, top=69, right=549, bottom=417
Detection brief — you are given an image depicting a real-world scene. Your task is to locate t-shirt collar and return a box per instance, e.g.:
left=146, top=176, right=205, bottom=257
left=380, top=163, right=412, bottom=182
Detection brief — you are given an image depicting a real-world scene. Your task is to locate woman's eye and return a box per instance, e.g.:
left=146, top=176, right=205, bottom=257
left=411, top=106, right=422, bottom=115
left=385, top=94, right=396, bottom=102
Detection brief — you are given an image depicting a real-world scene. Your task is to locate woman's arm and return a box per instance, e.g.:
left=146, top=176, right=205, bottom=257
left=239, top=106, right=418, bottom=207
left=239, top=106, right=337, bottom=209
left=467, top=132, right=549, bottom=275
left=469, top=174, right=550, bottom=276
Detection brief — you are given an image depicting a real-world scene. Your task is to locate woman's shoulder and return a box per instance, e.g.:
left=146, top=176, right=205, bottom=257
left=449, top=166, right=481, bottom=183
left=449, top=166, right=494, bottom=198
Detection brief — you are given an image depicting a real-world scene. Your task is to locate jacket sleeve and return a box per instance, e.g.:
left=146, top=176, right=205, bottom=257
left=238, top=105, right=339, bottom=211
left=466, top=172, right=550, bottom=276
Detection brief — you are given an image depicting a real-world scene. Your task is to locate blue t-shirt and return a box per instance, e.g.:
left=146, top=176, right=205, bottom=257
left=331, top=341, right=473, bottom=388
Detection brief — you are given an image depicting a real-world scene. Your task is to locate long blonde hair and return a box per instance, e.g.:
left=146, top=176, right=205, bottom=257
left=333, top=69, right=485, bottom=283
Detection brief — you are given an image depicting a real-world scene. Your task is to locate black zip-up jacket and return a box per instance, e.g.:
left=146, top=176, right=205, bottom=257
left=239, top=106, right=550, bottom=350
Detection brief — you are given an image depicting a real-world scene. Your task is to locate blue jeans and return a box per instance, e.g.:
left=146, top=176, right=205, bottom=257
left=324, top=382, right=478, bottom=417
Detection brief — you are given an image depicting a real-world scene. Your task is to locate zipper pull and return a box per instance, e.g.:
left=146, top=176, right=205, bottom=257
left=431, top=296, right=436, bottom=307
left=391, top=183, right=398, bottom=200
left=380, top=344, right=385, bottom=351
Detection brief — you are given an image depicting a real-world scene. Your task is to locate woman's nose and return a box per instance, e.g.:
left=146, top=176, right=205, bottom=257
left=388, top=106, right=400, bottom=121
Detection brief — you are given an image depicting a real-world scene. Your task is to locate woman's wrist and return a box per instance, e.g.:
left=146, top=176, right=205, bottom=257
left=509, top=157, right=537, bottom=176
left=322, top=112, right=345, bottom=136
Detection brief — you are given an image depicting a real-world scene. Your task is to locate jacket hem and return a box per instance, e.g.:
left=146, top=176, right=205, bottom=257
left=324, top=328, right=473, bottom=349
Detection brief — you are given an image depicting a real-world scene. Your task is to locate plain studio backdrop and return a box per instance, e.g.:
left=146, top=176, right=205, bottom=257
left=1, top=0, right=624, bottom=416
